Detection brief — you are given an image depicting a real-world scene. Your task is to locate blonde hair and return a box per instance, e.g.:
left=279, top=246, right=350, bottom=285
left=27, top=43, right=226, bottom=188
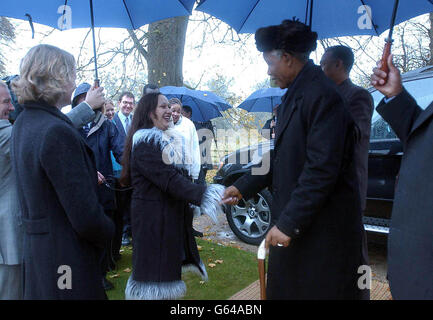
left=12, top=44, right=76, bottom=106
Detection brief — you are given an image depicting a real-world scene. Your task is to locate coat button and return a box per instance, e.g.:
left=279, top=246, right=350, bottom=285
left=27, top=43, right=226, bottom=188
left=294, top=228, right=300, bottom=235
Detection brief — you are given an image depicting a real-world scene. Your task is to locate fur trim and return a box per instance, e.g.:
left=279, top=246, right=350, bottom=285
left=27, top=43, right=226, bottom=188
left=200, top=184, right=225, bottom=223
left=182, top=260, right=208, bottom=282
left=132, top=127, right=195, bottom=177
left=191, top=204, right=202, bottom=218
left=125, top=275, right=186, bottom=300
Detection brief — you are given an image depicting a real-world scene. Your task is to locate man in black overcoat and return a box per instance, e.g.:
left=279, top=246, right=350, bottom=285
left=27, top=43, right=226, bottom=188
left=371, top=54, right=433, bottom=299
left=223, top=20, right=366, bottom=299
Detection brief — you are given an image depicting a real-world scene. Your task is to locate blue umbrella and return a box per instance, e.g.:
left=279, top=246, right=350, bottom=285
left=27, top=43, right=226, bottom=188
left=0, top=0, right=196, bottom=83
left=160, top=86, right=231, bottom=122
left=238, top=87, right=287, bottom=113
left=196, top=0, right=433, bottom=39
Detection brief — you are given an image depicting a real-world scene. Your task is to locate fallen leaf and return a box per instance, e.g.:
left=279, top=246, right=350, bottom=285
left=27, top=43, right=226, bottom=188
left=208, top=263, right=216, bottom=268
left=215, top=260, right=224, bottom=264
left=199, top=281, right=205, bottom=285
left=119, top=249, right=124, bottom=253
left=123, top=268, right=131, bottom=273
left=109, top=274, right=120, bottom=278
left=197, top=245, right=202, bottom=251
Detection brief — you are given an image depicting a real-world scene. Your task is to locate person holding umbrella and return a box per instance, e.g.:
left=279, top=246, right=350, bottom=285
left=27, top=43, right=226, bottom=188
left=10, top=44, right=114, bottom=299
left=223, top=19, right=365, bottom=299
left=371, top=54, right=433, bottom=300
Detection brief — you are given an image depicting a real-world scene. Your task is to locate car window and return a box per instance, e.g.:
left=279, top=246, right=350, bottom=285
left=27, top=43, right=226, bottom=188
left=370, top=75, right=433, bottom=141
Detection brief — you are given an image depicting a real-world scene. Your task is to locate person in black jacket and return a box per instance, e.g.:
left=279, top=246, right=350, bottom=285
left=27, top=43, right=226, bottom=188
left=120, top=93, right=224, bottom=300
left=320, top=45, right=374, bottom=299
left=72, top=82, right=124, bottom=290
left=223, top=20, right=365, bottom=299
left=371, top=54, right=433, bottom=299
left=10, top=44, right=114, bottom=300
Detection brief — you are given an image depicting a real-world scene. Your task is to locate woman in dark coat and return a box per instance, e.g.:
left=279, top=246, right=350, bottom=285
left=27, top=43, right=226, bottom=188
left=120, top=93, right=224, bottom=300
left=10, top=44, right=114, bottom=300
left=223, top=20, right=365, bottom=299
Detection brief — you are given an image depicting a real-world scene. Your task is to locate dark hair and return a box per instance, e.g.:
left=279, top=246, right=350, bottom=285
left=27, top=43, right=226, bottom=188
left=143, top=83, right=159, bottom=95
left=325, top=45, right=354, bottom=73
left=255, top=19, right=318, bottom=61
left=118, top=91, right=135, bottom=102
left=182, top=105, right=192, bottom=115
left=120, top=92, right=162, bottom=186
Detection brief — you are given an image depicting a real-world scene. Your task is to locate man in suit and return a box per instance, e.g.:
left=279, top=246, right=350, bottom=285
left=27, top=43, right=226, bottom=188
left=321, top=46, right=374, bottom=299
left=320, top=46, right=374, bottom=211
left=113, top=92, right=135, bottom=246
left=371, top=54, right=433, bottom=299
left=0, top=82, right=22, bottom=300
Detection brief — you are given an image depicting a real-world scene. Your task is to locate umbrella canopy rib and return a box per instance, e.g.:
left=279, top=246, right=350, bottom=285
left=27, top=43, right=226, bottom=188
left=239, top=0, right=261, bottom=32
left=122, top=0, right=137, bottom=29
left=359, top=0, right=380, bottom=36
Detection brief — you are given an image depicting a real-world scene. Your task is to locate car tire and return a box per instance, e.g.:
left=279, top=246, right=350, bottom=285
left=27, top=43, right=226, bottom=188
left=226, top=189, right=272, bottom=245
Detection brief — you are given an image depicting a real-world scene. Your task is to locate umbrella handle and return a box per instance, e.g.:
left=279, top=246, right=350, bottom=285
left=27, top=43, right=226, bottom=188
left=379, top=40, right=392, bottom=77
left=93, top=79, right=100, bottom=89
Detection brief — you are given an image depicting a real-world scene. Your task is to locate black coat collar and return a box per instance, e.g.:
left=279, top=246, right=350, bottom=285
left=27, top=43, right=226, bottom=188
left=275, top=60, right=319, bottom=145
left=23, top=101, right=74, bottom=127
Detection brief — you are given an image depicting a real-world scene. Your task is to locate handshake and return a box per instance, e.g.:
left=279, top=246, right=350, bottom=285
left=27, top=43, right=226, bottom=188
left=220, top=185, right=243, bottom=205
left=219, top=185, right=291, bottom=248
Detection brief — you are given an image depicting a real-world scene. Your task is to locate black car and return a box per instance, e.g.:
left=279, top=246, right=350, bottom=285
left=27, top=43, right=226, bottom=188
left=214, top=66, right=433, bottom=245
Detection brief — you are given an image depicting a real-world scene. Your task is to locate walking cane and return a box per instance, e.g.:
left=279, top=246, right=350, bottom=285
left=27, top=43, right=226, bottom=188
left=257, top=239, right=267, bottom=300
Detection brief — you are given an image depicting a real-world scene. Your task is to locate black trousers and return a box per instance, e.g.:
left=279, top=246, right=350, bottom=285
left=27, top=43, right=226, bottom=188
left=101, top=209, right=115, bottom=276
left=111, top=179, right=132, bottom=257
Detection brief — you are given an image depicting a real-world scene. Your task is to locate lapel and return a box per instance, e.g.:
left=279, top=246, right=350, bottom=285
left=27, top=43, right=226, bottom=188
left=274, top=93, right=301, bottom=145
left=409, top=101, right=433, bottom=138
left=274, top=61, right=317, bottom=146
left=87, top=111, right=104, bottom=137
left=114, top=112, right=126, bottom=138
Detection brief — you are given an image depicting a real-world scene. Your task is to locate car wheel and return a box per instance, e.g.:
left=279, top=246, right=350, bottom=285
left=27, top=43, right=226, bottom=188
left=226, top=189, right=272, bottom=245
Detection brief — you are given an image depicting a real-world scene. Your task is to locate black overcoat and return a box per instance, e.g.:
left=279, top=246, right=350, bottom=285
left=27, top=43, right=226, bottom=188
left=79, top=115, right=124, bottom=210
left=126, top=128, right=208, bottom=299
left=11, top=101, right=115, bottom=300
left=234, top=61, right=365, bottom=299
left=377, top=90, right=433, bottom=299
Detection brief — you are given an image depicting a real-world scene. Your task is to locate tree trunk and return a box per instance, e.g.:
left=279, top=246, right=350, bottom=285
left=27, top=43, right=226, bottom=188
left=147, top=16, right=189, bottom=87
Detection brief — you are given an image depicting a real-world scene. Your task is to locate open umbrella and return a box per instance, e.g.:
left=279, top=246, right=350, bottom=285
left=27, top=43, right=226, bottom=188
left=238, top=87, right=287, bottom=113
left=196, top=0, right=433, bottom=38
left=160, top=86, right=231, bottom=122
left=0, top=0, right=196, bottom=84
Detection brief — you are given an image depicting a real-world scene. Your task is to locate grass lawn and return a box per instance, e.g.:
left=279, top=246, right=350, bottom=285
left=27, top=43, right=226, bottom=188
left=106, top=238, right=258, bottom=300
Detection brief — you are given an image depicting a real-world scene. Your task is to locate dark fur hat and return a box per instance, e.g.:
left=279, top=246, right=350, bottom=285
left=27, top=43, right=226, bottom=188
left=255, top=19, right=318, bottom=56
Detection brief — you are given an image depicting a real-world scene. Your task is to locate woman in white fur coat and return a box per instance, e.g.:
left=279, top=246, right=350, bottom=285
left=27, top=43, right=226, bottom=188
left=120, top=92, right=224, bottom=300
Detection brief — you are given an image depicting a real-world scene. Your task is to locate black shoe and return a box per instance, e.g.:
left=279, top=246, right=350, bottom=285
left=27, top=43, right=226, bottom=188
left=102, top=277, right=114, bottom=291
left=122, top=235, right=131, bottom=246
left=192, top=228, right=203, bottom=238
